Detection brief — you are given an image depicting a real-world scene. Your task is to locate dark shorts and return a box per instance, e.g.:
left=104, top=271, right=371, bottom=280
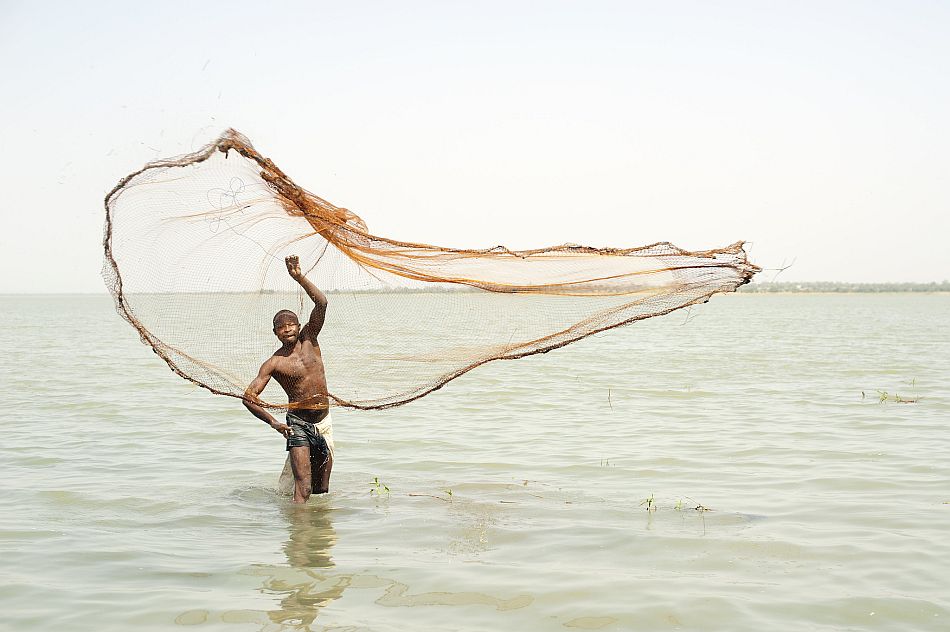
left=285, top=411, right=330, bottom=465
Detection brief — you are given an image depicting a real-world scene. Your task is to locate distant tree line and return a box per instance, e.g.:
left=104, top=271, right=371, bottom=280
left=739, top=281, right=950, bottom=293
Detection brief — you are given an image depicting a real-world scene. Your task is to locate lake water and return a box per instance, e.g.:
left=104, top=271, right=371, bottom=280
left=1, top=293, right=948, bottom=631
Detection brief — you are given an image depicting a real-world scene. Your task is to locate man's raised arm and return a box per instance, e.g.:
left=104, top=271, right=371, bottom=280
left=285, top=255, right=328, bottom=338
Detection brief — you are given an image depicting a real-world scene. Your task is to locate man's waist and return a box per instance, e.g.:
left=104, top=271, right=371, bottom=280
left=287, top=408, right=329, bottom=425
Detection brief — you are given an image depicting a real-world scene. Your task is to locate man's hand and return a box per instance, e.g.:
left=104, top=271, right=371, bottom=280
left=285, top=255, right=303, bottom=281
left=271, top=420, right=292, bottom=438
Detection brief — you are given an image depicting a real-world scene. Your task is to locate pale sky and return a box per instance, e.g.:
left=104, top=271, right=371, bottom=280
left=1, top=0, right=948, bottom=293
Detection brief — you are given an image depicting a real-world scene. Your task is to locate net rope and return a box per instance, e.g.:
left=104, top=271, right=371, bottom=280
left=103, top=129, right=759, bottom=410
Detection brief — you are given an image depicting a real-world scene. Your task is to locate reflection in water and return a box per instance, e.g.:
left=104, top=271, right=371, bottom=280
left=177, top=489, right=538, bottom=629
left=262, top=500, right=346, bottom=628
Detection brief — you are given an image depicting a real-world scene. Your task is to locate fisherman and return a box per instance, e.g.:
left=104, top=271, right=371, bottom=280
left=243, top=255, right=333, bottom=503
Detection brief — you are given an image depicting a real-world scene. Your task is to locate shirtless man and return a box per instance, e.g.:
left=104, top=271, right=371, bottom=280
left=243, top=255, right=332, bottom=503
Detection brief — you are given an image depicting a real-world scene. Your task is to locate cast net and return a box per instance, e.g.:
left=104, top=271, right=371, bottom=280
left=103, top=129, right=759, bottom=410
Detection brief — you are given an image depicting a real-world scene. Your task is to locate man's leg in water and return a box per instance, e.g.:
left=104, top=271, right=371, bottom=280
left=289, top=445, right=313, bottom=503
left=311, top=451, right=333, bottom=494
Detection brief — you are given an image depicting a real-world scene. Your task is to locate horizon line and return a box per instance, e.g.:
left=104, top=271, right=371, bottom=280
left=3, top=280, right=949, bottom=297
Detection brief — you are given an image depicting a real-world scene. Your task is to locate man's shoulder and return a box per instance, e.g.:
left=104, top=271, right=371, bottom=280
left=299, top=323, right=321, bottom=340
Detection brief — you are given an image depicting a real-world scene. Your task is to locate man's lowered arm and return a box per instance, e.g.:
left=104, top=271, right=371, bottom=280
left=243, top=359, right=291, bottom=437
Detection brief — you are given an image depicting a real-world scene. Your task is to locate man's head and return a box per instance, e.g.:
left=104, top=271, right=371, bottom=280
left=273, top=309, right=301, bottom=344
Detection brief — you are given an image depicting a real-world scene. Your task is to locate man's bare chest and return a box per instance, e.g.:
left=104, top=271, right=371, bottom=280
left=273, top=344, right=325, bottom=380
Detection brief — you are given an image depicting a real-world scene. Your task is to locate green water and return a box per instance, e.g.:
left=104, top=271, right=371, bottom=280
left=1, top=293, right=947, bottom=631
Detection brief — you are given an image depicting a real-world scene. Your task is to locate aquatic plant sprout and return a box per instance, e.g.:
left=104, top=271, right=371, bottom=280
left=103, top=129, right=759, bottom=410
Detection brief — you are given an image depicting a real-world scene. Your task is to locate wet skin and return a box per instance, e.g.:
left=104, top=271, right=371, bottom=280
left=269, top=316, right=330, bottom=415
left=243, top=255, right=331, bottom=503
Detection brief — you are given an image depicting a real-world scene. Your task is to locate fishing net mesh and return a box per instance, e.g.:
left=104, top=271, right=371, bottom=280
left=103, top=129, right=759, bottom=410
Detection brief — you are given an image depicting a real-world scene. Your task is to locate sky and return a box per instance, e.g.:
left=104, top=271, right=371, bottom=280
left=1, top=0, right=948, bottom=293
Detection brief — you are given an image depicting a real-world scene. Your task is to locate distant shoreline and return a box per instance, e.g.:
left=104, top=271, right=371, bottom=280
left=3, top=281, right=949, bottom=296
left=739, top=281, right=950, bottom=293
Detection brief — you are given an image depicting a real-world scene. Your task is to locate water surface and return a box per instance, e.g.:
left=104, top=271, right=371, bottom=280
left=1, top=293, right=947, bottom=631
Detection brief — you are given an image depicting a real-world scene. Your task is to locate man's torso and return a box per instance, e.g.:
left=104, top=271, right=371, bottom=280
left=271, top=338, right=329, bottom=415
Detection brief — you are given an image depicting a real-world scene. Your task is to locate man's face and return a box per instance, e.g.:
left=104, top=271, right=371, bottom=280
left=273, top=314, right=301, bottom=344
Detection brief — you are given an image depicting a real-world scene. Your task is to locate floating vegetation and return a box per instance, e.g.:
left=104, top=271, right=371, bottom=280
left=407, top=488, right=453, bottom=502
left=638, top=495, right=711, bottom=514
left=639, top=493, right=656, bottom=512
left=369, top=477, right=390, bottom=496
left=635, top=495, right=713, bottom=533
left=687, top=498, right=711, bottom=513
left=861, top=378, right=920, bottom=404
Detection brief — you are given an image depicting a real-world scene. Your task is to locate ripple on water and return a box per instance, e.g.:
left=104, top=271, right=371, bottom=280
left=1, top=294, right=949, bottom=630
